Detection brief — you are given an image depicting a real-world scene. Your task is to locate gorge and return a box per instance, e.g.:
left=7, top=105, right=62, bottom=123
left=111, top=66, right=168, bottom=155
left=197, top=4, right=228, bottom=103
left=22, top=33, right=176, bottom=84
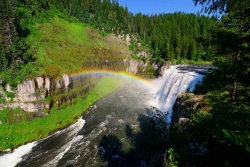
left=0, top=65, right=211, bottom=167
left=1, top=0, right=249, bottom=166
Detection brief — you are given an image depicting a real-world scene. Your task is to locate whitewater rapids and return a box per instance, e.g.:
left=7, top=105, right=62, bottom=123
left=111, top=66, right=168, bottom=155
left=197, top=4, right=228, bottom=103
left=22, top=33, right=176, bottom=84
left=0, top=65, right=210, bottom=167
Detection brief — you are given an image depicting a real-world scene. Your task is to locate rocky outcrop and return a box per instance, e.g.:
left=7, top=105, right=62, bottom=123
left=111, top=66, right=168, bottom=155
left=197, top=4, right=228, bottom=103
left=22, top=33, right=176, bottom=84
left=0, top=86, right=6, bottom=99
left=12, top=73, right=71, bottom=103
left=0, top=74, right=71, bottom=112
left=171, top=93, right=210, bottom=155
left=5, top=84, right=13, bottom=93
left=0, top=58, right=170, bottom=112
left=123, top=58, right=171, bottom=76
left=172, top=93, right=205, bottom=124
left=54, top=74, right=70, bottom=89
left=123, top=58, right=148, bottom=74
left=14, top=79, right=45, bottom=102
left=118, top=34, right=130, bottom=46
left=125, top=34, right=130, bottom=46
left=0, top=84, right=11, bottom=102
left=152, top=61, right=171, bottom=76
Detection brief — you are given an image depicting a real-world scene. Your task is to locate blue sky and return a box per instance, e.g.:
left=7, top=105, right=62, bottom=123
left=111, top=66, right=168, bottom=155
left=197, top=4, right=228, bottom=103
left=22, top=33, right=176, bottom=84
left=118, top=0, right=203, bottom=15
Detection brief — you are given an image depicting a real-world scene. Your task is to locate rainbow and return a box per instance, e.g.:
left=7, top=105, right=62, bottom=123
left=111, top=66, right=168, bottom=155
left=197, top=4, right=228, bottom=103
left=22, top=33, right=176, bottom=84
left=69, top=69, right=156, bottom=89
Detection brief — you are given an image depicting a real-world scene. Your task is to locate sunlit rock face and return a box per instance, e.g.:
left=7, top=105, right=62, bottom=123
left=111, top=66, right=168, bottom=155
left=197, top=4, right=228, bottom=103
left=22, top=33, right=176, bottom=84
left=125, top=34, right=130, bottom=46
left=0, top=58, right=169, bottom=112
left=13, top=74, right=71, bottom=103
left=62, top=74, right=70, bottom=88
left=0, top=74, right=71, bottom=112
left=0, top=86, right=7, bottom=100
left=123, top=58, right=171, bottom=75
left=54, top=73, right=70, bottom=89
left=5, top=84, right=13, bottom=93
left=152, top=61, right=171, bottom=75
left=15, top=79, right=40, bottom=102
left=123, top=58, right=148, bottom=74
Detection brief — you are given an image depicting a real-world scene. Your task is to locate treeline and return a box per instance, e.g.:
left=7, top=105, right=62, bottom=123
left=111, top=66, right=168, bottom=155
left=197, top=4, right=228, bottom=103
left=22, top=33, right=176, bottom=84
left=0, top=0, right=216, bottom=74
left=0, top=0, right=49, bottom=72
left=50, top=0, right=216, bottom=62
left=166, top=0, right=250, bottom=166
left=0, top=0, right=24, bottom=71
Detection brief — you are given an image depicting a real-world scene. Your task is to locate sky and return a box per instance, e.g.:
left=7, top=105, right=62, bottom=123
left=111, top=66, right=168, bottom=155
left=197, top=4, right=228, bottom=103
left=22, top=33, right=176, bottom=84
left=118, top=0, right=204, bottom=15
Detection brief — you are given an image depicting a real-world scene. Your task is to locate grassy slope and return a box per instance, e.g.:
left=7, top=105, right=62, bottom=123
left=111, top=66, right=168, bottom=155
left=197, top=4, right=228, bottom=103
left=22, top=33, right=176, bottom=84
left=26, top=16, right=112, bottom=77
left=0, top=13, right=130, bottom=150
left=0, top=76, right=122, bottom=150
left=0, top=14, right=129, bottom=83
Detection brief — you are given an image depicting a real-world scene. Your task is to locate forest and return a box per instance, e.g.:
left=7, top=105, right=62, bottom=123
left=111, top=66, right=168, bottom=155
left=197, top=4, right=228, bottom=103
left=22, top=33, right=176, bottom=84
left=166, top=0, right=250, bottom=166
left=0, top=0, right=249, bottom=166
left=0, top=0, right=215, bottom=78
left=50, top=0, right=215, bottom=62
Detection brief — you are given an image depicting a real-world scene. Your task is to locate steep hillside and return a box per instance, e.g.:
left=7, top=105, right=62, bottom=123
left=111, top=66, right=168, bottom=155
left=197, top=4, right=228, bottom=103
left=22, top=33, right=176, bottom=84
left=0, top=10, right=159, bottom=151
left=25, top=16, right=131, bottom=77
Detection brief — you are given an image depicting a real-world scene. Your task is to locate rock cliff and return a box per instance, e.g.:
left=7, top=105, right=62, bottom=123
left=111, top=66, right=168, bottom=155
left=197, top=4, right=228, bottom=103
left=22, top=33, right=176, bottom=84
left=0, top=58, right=170, bottom=112
left=152, top=61, right=171, bottom=76
left=123, top=58, right=171, bottom=76
left=0, top=74, right=72, bottom=112
left=171, top=93, right=205, bottom=124
left=123, top=58, right=148, bottom=74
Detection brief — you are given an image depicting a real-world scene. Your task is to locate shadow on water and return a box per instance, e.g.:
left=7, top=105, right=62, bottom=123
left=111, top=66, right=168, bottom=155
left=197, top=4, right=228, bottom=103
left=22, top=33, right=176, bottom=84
left=97, top=108, right=169, bottom=167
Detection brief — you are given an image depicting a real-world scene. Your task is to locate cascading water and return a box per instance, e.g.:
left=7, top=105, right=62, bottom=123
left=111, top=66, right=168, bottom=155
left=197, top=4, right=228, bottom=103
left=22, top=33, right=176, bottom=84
left=0, top=65, right=210, bottom=167
left=153, top=65, right=203, bottom=124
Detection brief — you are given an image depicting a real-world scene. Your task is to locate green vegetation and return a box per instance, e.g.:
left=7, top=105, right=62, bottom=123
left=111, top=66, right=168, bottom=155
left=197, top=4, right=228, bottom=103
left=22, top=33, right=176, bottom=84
left=25, top=16, right=109, bottom=77
left=0, top=108, right=43, bottom=125
left=149, top=0, right=250, bottom=166
left=0, top=0, right=216, bottom=88
left=0, top=2, right=128, bottom=87
left=0, top=0, right=248, bottom=166
left=51, top=0, right=216, bottom=62
left=173, top=58, right=212, bottom=65
left=0, top=76, right=122, bottom=150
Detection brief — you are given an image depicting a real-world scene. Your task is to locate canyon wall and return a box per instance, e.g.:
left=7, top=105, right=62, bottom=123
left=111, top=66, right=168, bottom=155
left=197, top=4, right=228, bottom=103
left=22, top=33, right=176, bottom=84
left=172, top=93, right=208, bottom=124
left=0, top=59, right=170, bottom=112
left=0, top=74, right=72, bottom=112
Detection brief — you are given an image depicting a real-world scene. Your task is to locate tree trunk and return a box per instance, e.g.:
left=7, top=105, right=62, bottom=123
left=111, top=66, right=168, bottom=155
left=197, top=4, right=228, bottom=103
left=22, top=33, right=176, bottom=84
left=231, top=81, right=237, bottom=100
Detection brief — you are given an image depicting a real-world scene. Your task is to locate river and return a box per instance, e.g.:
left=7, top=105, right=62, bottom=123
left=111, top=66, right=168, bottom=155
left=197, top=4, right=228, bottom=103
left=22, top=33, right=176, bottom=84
left=0, top=65, right=212, bottom=167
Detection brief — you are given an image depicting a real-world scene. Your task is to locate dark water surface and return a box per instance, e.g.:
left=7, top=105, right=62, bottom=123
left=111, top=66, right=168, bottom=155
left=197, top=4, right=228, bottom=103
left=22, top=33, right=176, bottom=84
left=0, top=65, right=212, bottom=167
left=16, top=82, right=155, bottom=167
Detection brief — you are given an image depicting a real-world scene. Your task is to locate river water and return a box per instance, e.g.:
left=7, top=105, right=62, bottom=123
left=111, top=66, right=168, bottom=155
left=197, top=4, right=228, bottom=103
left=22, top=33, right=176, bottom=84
left=0, top=65, right=211, bottom=167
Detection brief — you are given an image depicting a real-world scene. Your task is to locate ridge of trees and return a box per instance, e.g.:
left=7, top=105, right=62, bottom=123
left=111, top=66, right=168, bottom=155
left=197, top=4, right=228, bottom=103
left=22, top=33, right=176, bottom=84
left=0, top=0, right=52, bottom=87
left=0, top=0, right=216, bottom=79
left=50, top=0, right=216, bottom=62
left=164, top=0, right=250, bottom=166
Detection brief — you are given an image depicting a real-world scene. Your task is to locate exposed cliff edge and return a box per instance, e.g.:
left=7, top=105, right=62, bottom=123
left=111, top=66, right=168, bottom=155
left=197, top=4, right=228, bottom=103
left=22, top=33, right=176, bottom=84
left=123, top=58, right=171, bottom=75
left=171, top=93, right=205, bottom=124
left=0, top=74, right=71, bottom=112
left=171, top=93, right=210, bottom=156
left=0, top=59, right=170, bottom=112
left=123, top=58, right=148, bottom=74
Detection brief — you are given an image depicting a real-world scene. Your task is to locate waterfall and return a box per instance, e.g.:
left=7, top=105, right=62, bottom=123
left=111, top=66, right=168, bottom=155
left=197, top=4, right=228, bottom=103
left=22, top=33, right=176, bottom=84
left=153, top=65, right=204, bottom=124
left=0, top=65, right=208, bottom=167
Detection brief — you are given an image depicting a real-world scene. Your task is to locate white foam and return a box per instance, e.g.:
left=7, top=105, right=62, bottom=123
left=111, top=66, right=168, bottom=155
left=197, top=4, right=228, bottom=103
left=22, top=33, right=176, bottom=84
left=0, top=118, right=85, bottom=167
left=0, top=141, right=37, bottom=167
left=153, top=65, right=204, bottom=124
left=42, top=119, right=85, bottom=167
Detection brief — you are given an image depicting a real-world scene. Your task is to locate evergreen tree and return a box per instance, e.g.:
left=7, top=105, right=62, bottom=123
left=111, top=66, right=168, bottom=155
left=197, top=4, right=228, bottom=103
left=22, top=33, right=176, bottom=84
left=168, top=1, right=250, bottom=166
